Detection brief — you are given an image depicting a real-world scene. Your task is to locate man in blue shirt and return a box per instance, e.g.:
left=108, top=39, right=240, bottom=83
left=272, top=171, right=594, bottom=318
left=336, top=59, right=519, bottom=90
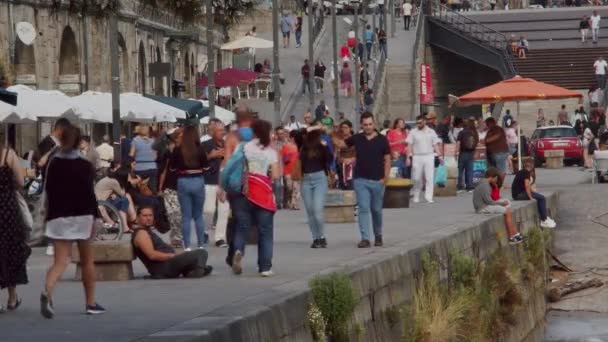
left=365, top=25, right=374, bottom=60
left=280, top=13, right=293, bottom=48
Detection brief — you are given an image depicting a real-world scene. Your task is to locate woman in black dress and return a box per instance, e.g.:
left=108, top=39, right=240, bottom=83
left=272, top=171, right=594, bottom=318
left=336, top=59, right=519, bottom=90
left=0, top=142, right=30, bottom=312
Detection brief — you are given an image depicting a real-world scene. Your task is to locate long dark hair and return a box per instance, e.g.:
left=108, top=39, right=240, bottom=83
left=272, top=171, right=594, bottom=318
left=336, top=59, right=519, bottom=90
left=110, top=166, right=130, bottom=189
left=303, top=129, right=323, bottom=159
left=392, top=118, right=405, bottom=130
left=180, top=125, right=202, bottom=168
left=252, top=120, right=272, bottom=147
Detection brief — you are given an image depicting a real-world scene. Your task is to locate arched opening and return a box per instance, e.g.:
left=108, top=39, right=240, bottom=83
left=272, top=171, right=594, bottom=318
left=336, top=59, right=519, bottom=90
left=59, top=26, right=79, bottom=76
left=14, top=39, right=36, bottom=82
left=138, top=41, right=146, bottom=94
left=117, top=33, right=129, bottom=90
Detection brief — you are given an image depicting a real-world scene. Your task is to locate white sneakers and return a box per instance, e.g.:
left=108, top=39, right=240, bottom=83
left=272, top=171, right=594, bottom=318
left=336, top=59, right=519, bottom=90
left=46, top=245, right=54, bottom=256
left=540, top=217, right=557, bottom=229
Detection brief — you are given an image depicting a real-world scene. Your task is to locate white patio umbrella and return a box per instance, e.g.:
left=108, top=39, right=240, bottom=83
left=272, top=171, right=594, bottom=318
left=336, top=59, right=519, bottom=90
left=0, top=100, right=35, bottom=123
left=190, top=99, right=235, bottom=125
left=73, top=92, right=186, bottom=123
left=220, top=36, right=274, bottom=50
left=6, top=85, right=76, bottom=120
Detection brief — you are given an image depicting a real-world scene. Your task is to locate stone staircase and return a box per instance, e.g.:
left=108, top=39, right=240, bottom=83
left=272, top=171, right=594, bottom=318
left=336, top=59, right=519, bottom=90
left=513, top=47, right=608, bottom=90
left=386, top=65, right=416, bottom=120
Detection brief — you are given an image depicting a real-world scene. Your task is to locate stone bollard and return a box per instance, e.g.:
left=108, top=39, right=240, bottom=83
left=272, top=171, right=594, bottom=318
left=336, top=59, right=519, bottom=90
left=544, top=150, right=564, bottom=169
left=383, top=178, right=413, bottom=208
left=324, top=190, right=356, bottom=223
left=72, top=240, right=134, bottom=281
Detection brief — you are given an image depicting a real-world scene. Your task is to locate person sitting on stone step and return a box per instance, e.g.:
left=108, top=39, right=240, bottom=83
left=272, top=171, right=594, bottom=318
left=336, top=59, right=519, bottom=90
left=131, top=206, right=212, bottom=279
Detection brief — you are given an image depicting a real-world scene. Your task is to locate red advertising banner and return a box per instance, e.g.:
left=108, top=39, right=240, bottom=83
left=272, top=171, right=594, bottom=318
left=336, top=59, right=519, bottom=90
left=420, top=64, right=434, bottom=104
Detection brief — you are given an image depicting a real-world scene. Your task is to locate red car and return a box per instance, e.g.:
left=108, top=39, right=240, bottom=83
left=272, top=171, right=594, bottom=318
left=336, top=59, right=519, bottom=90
left=529, top=126, right=583, bottom=167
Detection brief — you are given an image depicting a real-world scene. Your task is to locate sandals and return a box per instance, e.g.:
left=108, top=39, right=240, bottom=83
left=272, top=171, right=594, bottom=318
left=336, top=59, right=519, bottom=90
left=7, top=297, right=21, bottom=311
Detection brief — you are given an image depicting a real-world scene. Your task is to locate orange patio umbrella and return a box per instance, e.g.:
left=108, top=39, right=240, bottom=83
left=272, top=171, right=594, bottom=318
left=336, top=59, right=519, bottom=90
left=450, top=75, right=583, bottom=169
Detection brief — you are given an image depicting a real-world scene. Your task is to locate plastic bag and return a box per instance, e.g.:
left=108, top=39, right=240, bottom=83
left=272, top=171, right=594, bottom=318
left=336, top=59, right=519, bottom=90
left=434, top=164, right=447, bottom=188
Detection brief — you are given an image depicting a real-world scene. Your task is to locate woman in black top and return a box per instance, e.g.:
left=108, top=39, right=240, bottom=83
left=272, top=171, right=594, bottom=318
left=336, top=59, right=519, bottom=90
left=300, top=128, right=333, bottom=248
left=169, top=125, right=208, bottom=250
left=42, top=124, right=105, bottom=319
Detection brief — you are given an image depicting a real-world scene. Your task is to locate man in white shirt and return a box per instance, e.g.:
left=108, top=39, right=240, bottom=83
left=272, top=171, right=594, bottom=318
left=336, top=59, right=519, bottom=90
left=406, top=114, right=442, bottom=204
left=96, top=135, right=114, bottom=172
left=402, top=2, right=413, bottom=30
left=591, top=10, right=601, bottom=44
left=595, top=56, right=608, bottom=89
left=285, top=115, right=305, bottom=131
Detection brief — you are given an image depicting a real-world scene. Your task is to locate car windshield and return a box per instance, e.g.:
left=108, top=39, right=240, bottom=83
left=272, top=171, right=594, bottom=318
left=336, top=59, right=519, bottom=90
left=538, top=128, right=577, bottom=139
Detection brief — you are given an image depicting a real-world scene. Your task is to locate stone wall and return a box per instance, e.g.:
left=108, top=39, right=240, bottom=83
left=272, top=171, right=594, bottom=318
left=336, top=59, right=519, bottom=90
left=141, top=193, right=557, bottom=342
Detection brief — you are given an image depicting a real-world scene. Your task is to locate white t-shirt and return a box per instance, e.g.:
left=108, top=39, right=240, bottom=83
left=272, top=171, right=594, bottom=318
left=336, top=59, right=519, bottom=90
left=592, top=15, right=601, bottom=29
left=403, top=3, right=412, bottom=15
left=406, top=126, right=440, bottom=155
left=244, top=139, right=278, bottom=175
left=594, top=59, right=608, bottom=75
left=285, top=121, right=305, bottom=131
left=348, top=30, right=355, bottom=39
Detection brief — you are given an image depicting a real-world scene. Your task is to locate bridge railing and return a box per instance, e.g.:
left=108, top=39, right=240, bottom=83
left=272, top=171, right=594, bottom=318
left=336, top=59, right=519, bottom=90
left=429, top=1, right=516, bottom=76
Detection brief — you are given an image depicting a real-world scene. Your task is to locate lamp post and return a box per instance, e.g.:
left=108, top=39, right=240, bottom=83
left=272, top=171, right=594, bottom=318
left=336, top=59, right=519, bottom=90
left=308, top=0, right=315, bottom=110
left=109, top=14, right=121, bottom=162
left=332, top=0, right=341, bottom=115
left=390, top=0, right=396, bottom=38
left=272, top=0, right=281, bottom=126
left=352, top=0, right=361, bottom=131
left=206, top=0, right=215, bottom=119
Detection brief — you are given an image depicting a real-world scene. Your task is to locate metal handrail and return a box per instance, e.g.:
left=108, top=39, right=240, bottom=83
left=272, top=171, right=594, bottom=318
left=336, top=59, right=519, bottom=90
left=429, top=0, right=515, bottom=76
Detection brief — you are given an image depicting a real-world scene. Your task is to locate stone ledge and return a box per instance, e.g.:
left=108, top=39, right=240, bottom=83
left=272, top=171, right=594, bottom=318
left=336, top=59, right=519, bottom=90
left=139, top=192, right=558, bottom=342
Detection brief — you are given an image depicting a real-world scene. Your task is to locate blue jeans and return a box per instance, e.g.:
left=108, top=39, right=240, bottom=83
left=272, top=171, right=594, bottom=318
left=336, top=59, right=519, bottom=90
left=273, top=179, right=283, bottom=209
left=230, top=192, right=275, bottom=272
left=515, top=191, right=548, bottom=221
left=490, top=152, right=509, bottom=174
left=301, top=171, right=328, bottom=240
left=353, top=178, right=385, bottom=241
left=108, top=195, right=129, bottom=212
left=458, top=151, right=475, bottom=190
left=380, top=43, right=388, bottom=59
left=295, top=30, right=302, bottom=46
left=366, top=42, right=373, bottom=59
left=177, top=176, right=206, bottom=248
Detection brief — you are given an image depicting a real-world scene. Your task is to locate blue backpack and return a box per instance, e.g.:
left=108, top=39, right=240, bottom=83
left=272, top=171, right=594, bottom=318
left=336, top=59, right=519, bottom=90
left=220, top=143, right=248, bottom=193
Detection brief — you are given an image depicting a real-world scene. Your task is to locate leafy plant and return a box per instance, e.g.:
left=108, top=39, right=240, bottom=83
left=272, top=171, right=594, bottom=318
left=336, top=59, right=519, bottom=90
left=309, top=272, right=359, bottom=341
left=307, top=303, right=327, bottom=342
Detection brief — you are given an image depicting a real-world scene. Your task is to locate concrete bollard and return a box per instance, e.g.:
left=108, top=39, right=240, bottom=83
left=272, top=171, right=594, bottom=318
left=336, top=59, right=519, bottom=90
left=544, top=150, right=564, bottom=169
left=383, top=178, right=413, bottom=208
left=324, top=190, right=356, bottom=223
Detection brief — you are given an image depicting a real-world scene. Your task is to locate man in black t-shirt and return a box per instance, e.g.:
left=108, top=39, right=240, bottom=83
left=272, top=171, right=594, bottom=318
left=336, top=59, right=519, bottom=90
left=511, top=159, right=556, bottom=229
left=34, top=118, right=71, bottom=187
left=344, top=112, right=390, bottom=248
left=201, top=120, right=229, bottom=247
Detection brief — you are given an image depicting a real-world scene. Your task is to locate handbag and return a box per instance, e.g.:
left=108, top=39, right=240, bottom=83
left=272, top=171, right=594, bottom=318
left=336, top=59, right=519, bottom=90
left=16, top=191, right=33, bottom=229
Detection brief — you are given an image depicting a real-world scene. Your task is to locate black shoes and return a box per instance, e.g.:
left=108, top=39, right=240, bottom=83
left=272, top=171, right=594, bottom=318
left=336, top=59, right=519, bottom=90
left=375, top=236, right=383, bottom=247
left=357, top=240, right=371, bottom=248
left=311, top=238, right=328, bottom=248
left=186, top=266, right=214, bottom=278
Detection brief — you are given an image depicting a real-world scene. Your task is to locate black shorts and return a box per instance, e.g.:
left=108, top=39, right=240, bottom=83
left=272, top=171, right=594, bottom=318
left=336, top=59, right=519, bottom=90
left=282, top=31, right=290, bottom=38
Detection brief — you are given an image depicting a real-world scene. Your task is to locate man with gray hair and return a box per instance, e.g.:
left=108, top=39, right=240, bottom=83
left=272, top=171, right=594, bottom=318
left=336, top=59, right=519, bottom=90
left=96, top=134, right=114, bottom=177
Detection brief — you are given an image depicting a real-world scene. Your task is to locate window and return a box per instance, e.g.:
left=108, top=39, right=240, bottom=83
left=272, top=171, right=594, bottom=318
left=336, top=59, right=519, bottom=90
left=538, top=128, right=577, bottom=139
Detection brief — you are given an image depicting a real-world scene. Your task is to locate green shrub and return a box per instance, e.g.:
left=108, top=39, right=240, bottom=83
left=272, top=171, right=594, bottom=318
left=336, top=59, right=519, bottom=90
left=309, top=272, right=359, bottom=341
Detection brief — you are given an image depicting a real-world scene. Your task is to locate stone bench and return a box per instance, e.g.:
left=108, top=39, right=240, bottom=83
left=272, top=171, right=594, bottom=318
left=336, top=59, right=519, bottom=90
left=544, top=150, right=564, bottom=169
left=383, top=178, right=413, bottom=208
left=72, top=240, right=134, bottom=281
left=324, top=190, right=356, bottom=223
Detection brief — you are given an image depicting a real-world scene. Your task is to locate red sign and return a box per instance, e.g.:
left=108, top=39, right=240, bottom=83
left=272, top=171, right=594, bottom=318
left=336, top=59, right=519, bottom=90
left=420, top=64, right=434, bottom=104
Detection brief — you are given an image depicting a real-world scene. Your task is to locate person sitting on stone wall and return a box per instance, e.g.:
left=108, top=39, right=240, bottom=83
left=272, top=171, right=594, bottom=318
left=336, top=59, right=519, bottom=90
left=131, top=206, right=212, bottom=279
left=472, top=167, right=523, bottom=245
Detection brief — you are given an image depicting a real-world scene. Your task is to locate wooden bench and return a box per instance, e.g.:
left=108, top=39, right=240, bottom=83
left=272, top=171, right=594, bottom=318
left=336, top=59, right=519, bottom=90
left=72, top=240, right=135, bottom=281
left=383, top=178, right=413, bottom=208
left=544, top=150, right=564, bottom=169
left=324, top=190, right=356, bottom=223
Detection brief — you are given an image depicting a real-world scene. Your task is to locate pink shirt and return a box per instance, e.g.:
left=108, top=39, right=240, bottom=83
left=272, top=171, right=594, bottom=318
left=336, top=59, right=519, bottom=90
left=387, top=129, right=408, bottom=155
